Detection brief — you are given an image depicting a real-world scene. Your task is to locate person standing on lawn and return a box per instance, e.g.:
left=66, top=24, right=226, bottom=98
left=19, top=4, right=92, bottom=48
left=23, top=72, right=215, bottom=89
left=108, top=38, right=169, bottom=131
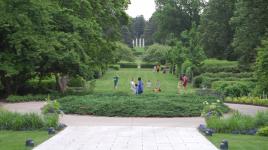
left=130, top=78, right=136, bottom=94
left=137, top=77, right=144, bottom=94
left=113, top=74, right=119, bottom=89
left=182, top=74, right=188, bottom=92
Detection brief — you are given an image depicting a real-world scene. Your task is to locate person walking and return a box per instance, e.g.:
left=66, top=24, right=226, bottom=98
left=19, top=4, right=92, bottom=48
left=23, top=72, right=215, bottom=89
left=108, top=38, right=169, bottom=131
left=130, top=78, right=136, bottom=94
left=113, top=74, right=119, bottom=89
left=137, top=77, right=144, bottom=94
left=182, top=75, right=188, bottom=92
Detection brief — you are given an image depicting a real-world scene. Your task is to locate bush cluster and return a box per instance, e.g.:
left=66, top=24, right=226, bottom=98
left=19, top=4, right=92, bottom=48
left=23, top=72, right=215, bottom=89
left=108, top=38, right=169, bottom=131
left=212, top=81, right=255, bottom=97
left=0, top=109, right=59, bottom=130
left=206, top=111, right=268, bottom=135
left=225, top=96, right=268, bottom=106
left=118, top=63, right=137, bottom=68
left=257, top=127, right=268, bottom=136
left=20, top=79, right=57, bottom=94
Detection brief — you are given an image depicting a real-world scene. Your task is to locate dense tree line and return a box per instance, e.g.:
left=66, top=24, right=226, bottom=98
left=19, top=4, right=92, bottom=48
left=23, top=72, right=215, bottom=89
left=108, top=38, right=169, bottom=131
left=0, top=0, right=129, bottom=96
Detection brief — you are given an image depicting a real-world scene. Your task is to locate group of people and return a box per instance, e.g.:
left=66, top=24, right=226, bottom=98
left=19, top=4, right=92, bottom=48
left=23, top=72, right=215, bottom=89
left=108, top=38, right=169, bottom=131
left=113, top=73, right=189, bottom=95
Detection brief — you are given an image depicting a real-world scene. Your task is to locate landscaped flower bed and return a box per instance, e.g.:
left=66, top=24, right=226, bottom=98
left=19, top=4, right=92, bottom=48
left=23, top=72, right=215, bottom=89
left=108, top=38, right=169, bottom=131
left=225, top=96, right=268, bottom=106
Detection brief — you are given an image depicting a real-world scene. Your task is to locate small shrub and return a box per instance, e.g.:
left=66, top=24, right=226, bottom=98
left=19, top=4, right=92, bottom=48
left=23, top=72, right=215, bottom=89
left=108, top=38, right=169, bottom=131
left=201, top=100, right=223, bottom=118
left=212, top=81, right=255, bottom=97
left=44, top=114, right=59, bottom=128
left=68, top=76, right=86, bottom=87
left=257, top=126, right=268, bottom=136
left=42, top=96, right=61, bottom=114
left=108, top=65, right=120, bottom=70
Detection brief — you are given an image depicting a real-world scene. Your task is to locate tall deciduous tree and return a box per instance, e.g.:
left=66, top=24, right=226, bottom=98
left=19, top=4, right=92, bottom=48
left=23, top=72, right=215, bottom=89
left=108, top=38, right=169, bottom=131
left=231, top=0, right=268, bottom=67
left=199, top=0, right=236, bottom=60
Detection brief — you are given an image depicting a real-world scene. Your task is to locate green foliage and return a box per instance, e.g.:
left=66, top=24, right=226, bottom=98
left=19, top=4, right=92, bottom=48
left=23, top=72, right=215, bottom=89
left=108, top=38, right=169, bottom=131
left=68, top=76, right=86, bottom=87
left=114, top=42, right=135, bottom=62
left=200, top=0, right=236, bottom=60
left=0, top=0, right=129, bottom=96
left=201, top=59, right=240, bottom=73
left=201, top=100, right=224, bottom=118
left=225, top=96, right=268, bottom=107
left=212, top=81, right=255, bottom=97
left=206, top=112, right=257, bottom=133
left=118, top=63, right=137, bottom=68
left=143, top=44, right=171, bottom=65
left=6, top=94, right=53, bottom=103
left=231, top=0, right=268, bottom=67
left=255, top=111, right=268, bottom=127
left=255, top=38, right=268, bottom=95
left=140, top=63, right=155, bottom=69
left=58, top=93, right=228, bottom=117
left=41, top=97, right=61, bottom=114
left=109, top=65, right=120, bottom=70
left=0, top=109, right=59, bottom=130
left=257, top=126, right=268, bottom=136
left=43, top=114, right=59, bottom=128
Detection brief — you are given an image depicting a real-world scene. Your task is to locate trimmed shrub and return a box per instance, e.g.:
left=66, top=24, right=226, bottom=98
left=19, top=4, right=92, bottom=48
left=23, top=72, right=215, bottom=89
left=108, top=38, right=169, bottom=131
left=212, top=81, right=255, bottom=97
left=257, top=126, right=268, bottom=136
left=201, top=59, right=240, bottom=73
left=140, top=63, right=155, bottom=69
left=68, top=76, right=86, bottom=87
left=118, top=63, right=137, bottom=68
left=108, top=65, right=120, bottom=70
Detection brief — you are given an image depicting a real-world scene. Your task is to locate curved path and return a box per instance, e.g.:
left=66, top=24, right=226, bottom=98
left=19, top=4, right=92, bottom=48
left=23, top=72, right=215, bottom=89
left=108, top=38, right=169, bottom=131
left=225, top=103, right=268, bottom=116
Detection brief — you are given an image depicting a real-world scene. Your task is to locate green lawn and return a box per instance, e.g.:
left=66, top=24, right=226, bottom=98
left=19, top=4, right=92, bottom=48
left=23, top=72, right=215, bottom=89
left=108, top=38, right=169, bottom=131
left=208, top=133, right=268, bottom=150
left=0, top=131, right=52, bottom=150
left=95, top=68, right=194, bottom=95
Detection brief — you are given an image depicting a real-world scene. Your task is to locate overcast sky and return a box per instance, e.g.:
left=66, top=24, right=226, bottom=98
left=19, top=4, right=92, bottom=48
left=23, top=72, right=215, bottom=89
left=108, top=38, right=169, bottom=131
left=126, top=0, right=156, bottom=20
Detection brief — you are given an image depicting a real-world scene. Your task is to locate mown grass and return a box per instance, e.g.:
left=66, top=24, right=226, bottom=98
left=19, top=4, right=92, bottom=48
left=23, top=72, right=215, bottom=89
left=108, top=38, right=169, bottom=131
left=95, top=68, right=194, bottom=95
left=0, top=130, right=52, bottom=150
left=208, top=133, right=268, bottom=150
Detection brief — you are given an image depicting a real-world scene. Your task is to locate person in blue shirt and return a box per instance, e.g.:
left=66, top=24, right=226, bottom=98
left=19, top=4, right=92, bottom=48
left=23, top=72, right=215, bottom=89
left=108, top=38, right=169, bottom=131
left=137, top=77, right=144, bottom=94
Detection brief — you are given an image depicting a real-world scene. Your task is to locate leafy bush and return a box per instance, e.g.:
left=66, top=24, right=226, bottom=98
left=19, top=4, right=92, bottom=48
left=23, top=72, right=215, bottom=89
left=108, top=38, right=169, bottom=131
left=206, top=112, right=257, bottom=133
left=255, top=111, right=268, bottom=127
left=118, top=63, right=137, bottom=68
left=225, top=96, right=268, bottom=106
left=212, top=81, right=255, bottom=97
left=201, top=100, right=224, bottom=118
left=201, top=59, right=240, bottom=73
left=0, top=109, right=59, bottom=130
left=257, top=127, right=268, bottom=136
left=6, top=94, right=55, bottom=103
left=26, top=79, right=57, bottom=91
left=42, top=97, right=61, bottom=114
left=58, top=93, right=228, bottom=117
left=68, top=76, right=86, bottom=87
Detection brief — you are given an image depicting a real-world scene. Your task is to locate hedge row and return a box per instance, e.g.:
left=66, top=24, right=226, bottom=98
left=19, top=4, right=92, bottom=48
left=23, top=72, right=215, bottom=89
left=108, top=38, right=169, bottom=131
left=225, top=96, right=268, bottom=106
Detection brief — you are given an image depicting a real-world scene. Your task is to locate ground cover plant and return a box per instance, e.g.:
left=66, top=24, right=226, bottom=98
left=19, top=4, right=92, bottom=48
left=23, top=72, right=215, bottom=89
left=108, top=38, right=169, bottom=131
left=208, top=133, right=268, bottom=150
left=0, top=130, right=52, bottom=150
left=59, top=93, right=228, bottom=117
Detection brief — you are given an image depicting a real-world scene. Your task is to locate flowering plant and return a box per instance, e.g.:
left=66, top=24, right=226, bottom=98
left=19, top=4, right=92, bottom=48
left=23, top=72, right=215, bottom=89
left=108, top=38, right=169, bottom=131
left=201, top=100, right=223, bottom=118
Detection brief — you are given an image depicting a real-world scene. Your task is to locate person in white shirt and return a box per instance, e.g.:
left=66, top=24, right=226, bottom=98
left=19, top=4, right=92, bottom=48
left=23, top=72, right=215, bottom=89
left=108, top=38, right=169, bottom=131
left=130, top=78, right=136, bottom=94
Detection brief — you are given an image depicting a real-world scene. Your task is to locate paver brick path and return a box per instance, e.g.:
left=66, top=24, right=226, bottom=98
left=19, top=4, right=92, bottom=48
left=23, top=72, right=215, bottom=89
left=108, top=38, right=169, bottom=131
left=34, top=126, right=218, bottom=150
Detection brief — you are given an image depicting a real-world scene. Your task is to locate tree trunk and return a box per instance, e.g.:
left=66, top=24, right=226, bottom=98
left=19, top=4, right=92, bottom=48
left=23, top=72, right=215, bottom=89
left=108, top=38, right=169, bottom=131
left=55, top=74, right=69, bottom=93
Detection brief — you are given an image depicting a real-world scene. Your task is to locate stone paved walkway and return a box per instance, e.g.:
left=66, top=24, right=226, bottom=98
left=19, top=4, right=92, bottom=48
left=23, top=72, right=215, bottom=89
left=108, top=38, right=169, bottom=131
left=225, top=103, right=268, bottom=116
left=34, top=126, right=218, bottom=150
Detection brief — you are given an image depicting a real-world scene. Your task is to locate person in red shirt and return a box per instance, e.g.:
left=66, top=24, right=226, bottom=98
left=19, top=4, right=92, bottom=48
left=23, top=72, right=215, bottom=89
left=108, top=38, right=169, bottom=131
left=182, top=75, right=188, bottom=91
